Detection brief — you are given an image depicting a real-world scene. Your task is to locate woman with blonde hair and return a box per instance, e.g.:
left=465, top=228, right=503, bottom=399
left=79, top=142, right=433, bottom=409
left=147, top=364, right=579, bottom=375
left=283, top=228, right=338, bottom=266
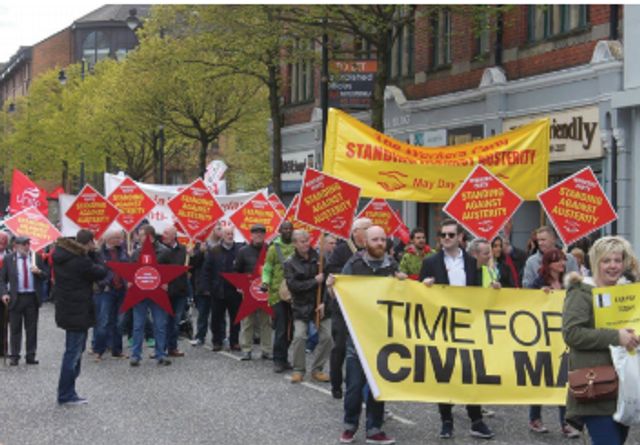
left=563, top=236, right=640, bottom=444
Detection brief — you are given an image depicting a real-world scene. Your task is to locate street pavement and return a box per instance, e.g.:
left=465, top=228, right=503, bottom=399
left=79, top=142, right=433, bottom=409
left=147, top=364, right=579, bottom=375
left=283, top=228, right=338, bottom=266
left=1, top=304, right=639, bottom=445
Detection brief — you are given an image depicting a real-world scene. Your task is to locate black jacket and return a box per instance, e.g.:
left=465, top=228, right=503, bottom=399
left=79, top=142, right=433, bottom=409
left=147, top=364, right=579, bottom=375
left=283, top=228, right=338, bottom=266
left=285, top=249, right=321, bottom=321
left=52, top=238, right=108, bottom=331
left=96, top=243, right=129, bottom=292
left=158, top=242, right=189, bottom=299
left=325, top=238, right=361, bottom=317
left=205, top=242, right=243, bottom=298
left=234, top=243, right=264, bottom=274
left=190, top=244, right=209, bottom=296
left=418, top=249, right=478, bottom=286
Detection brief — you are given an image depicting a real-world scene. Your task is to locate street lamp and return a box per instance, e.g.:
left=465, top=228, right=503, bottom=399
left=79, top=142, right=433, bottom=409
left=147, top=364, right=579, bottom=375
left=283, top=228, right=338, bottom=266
left=126, top=8, right=141, bottom=31
left=58, top=70, right=67, bottom=86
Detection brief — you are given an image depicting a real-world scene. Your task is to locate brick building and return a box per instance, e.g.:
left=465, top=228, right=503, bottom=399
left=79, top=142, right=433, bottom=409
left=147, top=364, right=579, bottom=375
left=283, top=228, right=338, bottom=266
left=279, top=5, right=635, bottom=250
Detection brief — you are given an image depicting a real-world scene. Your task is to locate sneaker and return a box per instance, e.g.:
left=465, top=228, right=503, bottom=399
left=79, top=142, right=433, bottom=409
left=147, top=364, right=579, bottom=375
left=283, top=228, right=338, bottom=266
left=146, top=338, right=155, bottom=348
left=365, top=431, right=395, bottom=444
left=529, top=419, right=548, bottom=434
left=60, top=397, right=88, bottom=406
left=481, top=407, right=495, bottom=418
left=129, top=358, right=141, bottom=367
left=240, top=352, right=252, bottom=361
left=291, top=372, right=304, bottom=383
left=561, top=423, right=580, bottom=439
left=339, top=430, right=356, bottom=444
left=261, top=352, right=273, bottom=360
left=439, top=421, right=454, bottom=439
left=190, top=339, right=204, bottom=347
left=470, top=420, right=494, bottom=439
left=311, top=371, right=330, bottom=382
left=332, top=388, right=343, bottom=399
left=157, top=358, right=172, bottom=366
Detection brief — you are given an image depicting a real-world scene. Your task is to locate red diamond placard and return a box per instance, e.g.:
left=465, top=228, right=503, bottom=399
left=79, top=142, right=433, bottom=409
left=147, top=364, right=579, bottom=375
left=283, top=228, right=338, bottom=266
left=443, top=164, right=523, bottom=241
left=4, top=207, right=62, bottom=252
left=357, top=198, right=402, bottom=237
left=107, top=177, right=156, bottom=234
left=65, top=184, right=120, bottom=240
left=167, top=178, right=224, bottom=240
left=229, top=192, right=283, bottom=243
left=295, top=168, right=360, bottom=239
left=268, top=193, right=287, bottom=217
left=538, top=167, right=617, bottom=246
left=282, top=194, right=322, bottom=247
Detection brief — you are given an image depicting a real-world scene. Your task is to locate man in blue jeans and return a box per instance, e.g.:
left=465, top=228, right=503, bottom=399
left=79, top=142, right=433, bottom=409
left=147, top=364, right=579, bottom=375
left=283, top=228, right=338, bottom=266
left=327, top=225, right=405, bottom=445
left=53, top=229, right=107, bottom=405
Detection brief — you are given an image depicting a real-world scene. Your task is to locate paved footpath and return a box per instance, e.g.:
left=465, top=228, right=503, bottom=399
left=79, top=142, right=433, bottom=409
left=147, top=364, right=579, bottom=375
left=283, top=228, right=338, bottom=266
left=1, top=304, right=639, bottom=445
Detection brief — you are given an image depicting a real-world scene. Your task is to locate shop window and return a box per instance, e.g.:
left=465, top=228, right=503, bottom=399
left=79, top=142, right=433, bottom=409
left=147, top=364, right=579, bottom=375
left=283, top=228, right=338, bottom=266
left=431, top=10, right=452, bottom=68
left=288, top=39, right=314, bottom=104
left=527, top=5, right=588, bottom=42
left=82, top=31, right=110, bottom=68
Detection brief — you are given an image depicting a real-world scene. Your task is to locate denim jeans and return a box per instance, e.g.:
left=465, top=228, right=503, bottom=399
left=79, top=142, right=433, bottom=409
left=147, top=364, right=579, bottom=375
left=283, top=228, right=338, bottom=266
left=166, top=295, right=188, bottom=351
left=343, top=337, right=384, bottom=435
left=529, top=405, right=566, bottom=425
left=582, top=416, right=629, bottom=445
left=57, top=330, right=87, bottom=404
left=194, top=294, right=212, bottom=343
left=306, top=320, right=319, bottom=352
left=131, top=300, right=168, bottom=361
left=93, top=289, right=125, bottom=355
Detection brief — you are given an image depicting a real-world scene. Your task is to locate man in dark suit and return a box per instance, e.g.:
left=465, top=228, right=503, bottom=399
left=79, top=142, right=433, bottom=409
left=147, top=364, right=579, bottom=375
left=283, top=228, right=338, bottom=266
left=0, top=230, right=10, bottom=358
left=0, top=236, right=46, bottom=366
left=418, top=219, right=494, bottom=440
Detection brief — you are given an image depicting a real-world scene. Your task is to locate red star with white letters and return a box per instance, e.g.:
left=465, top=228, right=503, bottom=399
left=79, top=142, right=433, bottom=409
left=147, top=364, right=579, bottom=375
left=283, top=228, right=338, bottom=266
left=221, top=246, right=273, bottom=324
left=108, top=236, right=189, bottom=316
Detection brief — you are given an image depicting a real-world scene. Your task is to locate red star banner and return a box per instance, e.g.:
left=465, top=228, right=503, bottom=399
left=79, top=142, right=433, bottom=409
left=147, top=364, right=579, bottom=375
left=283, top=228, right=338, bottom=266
left=167, top=178, right=224, bottom=240
left=221, top=246, right=273, bottom=324
left=537, top=167, right=617, bottom=246
left=108, top=236, right=189, bottom=315
left=296, top=168, right=360, bottom=239
left=229, top=192, right=282, bottom=243
left=65, top=184, right=120, bottom=240
left=357, top=198, right=403, bottom=237
left=107, top=177, right=156, bottom=234
left=443, top=164, right=523, bottom=241
left=282, top=194, right=322, bottom=247
left=3, top=207, right=61, bottom=252
left=268, top=193, right=287, bottom=217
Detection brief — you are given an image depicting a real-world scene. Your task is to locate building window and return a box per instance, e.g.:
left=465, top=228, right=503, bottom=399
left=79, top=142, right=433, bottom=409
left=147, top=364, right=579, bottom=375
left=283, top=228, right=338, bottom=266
left=82, top=31, right=110, bottom=68
left=475, top=13, right=491, bottom=57
left=389, top=18, right=414, bottom=79
left=528, top=5, right=588, bottom=42
left=353, top=36, right=372, bottom=60
left=288, top=40, right=314, bottom=104
left=431, top=10, right=452, bottom=68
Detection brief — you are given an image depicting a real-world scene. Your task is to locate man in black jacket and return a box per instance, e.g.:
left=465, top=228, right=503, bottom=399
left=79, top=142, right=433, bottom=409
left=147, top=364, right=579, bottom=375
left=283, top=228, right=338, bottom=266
left=325, top=217, right=371, bottom=399
left=285, top=229, right=331, bottom=384
left=53, top=229, right=107, bottom=405
left=419, top=219, right=494, bottom=440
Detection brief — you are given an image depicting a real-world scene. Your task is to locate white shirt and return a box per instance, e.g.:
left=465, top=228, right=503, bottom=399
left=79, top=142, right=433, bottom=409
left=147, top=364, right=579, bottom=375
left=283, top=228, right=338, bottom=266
left=444, top=248, right=466, bottom=287
left=16, top=253, right=35, bottom=293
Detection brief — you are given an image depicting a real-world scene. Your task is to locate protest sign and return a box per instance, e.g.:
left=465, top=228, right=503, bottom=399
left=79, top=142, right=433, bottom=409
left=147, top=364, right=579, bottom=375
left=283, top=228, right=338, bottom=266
left=4, top=207, right=61, bottom=252
left=334, top=275, right=567, bottom=404
left=323, top=108, right=549, bottom=202
left=296, top=168, right=360, bottom=239
left=167, top=178, right=225, bottom=240
left=107, top=177, right=156, bottom=234
left=357, top=198, right=402, bottom=238
left=443, top=164, right=523, bottom=241
left=268, top=193, right=287, bottom=217
left=593, top=283, right=640, bottom=332
left=282, top=194, right=322, bottom=247
left=538, top=167, right=617, bottom=246
left=229, top=192, right=282, bottom=242
left=65, top=184, right=119, bottom=239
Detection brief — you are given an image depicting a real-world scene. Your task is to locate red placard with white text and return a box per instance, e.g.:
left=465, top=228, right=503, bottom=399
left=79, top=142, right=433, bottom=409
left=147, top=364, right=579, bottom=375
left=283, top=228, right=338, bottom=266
left=357, top=198, right=402, bottom=237
left=537, top=167, right=617, bottom=246
left=65, top=184, right=120, bottom=240
left=295, top=168, right=360, bottom=239
left=167, top=178, right=224, bottom=240
left=4, top=207, right=61, bottom=252
left=282, top=194, right=322, bottom=247
left=107, top=177, right=156, bottom=234
left=268, top=193, right=287, bottom=217
left=229, top=192, right=282, bottom=243
left=443, top=164, right=523, bottom=241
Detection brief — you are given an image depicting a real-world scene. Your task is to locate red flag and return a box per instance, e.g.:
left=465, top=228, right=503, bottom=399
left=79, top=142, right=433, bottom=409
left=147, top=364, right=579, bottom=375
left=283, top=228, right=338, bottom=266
left=48, top=186, right=65, bottom=200
left=9, top=169, right=48, bottom=216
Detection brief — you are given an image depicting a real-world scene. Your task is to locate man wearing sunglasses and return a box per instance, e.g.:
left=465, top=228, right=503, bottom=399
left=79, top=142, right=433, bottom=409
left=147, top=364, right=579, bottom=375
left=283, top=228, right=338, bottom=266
left=419, top=219, right=495, bottom=440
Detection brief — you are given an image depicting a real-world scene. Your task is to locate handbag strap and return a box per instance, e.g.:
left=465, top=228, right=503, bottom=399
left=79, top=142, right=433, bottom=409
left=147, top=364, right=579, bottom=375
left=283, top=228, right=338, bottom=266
left=274, top=244, right=286, bottom=266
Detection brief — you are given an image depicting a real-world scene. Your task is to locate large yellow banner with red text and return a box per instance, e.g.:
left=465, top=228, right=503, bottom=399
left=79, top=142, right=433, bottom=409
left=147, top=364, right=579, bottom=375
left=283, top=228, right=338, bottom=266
left=323, top=109, right=550, bottom=202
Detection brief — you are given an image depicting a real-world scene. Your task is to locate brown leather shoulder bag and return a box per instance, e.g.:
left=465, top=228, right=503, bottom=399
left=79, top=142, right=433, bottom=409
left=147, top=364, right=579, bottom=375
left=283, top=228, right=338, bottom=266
left=568, top=365, right=618, bottom=403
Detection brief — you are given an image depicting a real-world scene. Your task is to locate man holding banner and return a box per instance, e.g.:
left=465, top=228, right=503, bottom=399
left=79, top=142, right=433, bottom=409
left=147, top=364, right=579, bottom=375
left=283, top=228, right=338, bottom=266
left=419, top=219, right=494, bottom=440
left=329, top=225, right=403, bottom=445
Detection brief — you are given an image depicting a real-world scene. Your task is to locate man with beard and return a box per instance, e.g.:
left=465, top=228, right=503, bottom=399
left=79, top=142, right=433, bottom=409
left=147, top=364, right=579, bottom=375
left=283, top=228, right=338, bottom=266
left=419, top=219, right=494, bottom=439
left=262, top=221, right=295, bottom=372
left=235, top=224, right=271, bottom=361
left=328, top=225, right=404, bottom=445
left=325, top=217, right=372, bottom=399
left=399, top=227, right=433, bottom=280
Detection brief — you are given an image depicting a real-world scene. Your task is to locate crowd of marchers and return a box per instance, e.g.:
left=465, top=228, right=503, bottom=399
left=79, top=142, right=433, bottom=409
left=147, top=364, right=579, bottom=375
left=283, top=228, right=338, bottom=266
left=0, top=215, right=638, bottom=445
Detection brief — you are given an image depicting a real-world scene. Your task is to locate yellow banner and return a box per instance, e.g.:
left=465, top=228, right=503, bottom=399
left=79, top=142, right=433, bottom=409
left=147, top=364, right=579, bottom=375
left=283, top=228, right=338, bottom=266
left=594, top=283, right=640, bottom=331
left=334, top=276, right=567, bottom=405
left=323, top=109, right=549, bottom=202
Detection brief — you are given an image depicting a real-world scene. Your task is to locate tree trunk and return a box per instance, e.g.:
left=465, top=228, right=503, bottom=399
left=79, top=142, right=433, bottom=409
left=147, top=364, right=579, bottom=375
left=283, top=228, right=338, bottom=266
left=268, top=62, right=283, bottom=196
left=199, top=137, right=208, bottom=178
left=371, top=40, right=390, bottom=133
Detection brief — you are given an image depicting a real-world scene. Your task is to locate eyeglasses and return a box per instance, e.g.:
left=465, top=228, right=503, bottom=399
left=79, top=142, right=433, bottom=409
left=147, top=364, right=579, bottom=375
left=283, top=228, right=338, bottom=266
left=439, top=232, right=457, bottom=239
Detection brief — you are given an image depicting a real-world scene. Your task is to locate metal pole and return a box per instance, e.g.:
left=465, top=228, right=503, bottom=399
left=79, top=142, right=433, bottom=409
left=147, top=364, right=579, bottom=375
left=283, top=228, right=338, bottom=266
left=320, top=19, right=329, bottom=169
left=159, top=126, right=165, bottom=184
left=611, top=136, right=618, bottom=235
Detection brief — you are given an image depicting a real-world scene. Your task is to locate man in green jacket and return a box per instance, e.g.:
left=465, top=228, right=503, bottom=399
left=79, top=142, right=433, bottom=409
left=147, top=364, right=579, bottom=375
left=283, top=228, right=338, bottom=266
left=262, top=221, right=295, bottom=372
left=399, top=227, right=433, bottom=280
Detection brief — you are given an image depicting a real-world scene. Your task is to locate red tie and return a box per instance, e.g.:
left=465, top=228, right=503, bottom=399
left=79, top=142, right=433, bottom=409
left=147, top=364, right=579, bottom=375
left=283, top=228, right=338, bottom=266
left=22, top=256, right=29, bottom=290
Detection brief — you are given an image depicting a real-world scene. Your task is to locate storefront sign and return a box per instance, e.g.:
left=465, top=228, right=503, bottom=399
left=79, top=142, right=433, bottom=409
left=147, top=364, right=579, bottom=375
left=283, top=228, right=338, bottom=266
left=329, top=60, right=377, bottom=110
left=282, top=150, right=316, bottom=182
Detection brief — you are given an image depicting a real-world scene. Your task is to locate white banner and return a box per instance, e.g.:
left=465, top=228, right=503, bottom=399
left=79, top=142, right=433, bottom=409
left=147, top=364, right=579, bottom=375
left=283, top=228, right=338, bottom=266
left=58, top=174, right=265, bottom=242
